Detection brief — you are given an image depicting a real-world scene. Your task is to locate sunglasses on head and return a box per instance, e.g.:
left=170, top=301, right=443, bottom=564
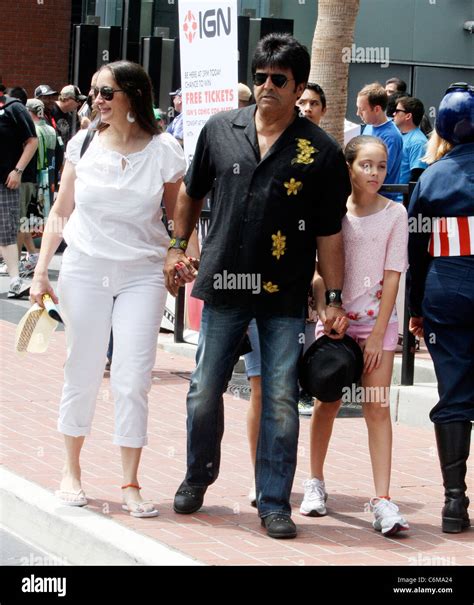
left=252, top=73, right=295, bottom=88
left=91, top=86, right=124, bottom=101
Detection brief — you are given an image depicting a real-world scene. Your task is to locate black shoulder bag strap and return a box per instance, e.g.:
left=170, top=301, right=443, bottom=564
left=80, top=128, right=96, bottom=158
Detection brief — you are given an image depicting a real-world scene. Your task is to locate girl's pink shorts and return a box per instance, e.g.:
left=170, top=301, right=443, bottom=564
left=315, top=321, right=399, bottom=352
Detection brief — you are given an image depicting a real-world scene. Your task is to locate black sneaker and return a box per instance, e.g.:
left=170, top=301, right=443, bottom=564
left=261, top=513, right=297, bottom=539
left=173, top=481, right=207, bottom=514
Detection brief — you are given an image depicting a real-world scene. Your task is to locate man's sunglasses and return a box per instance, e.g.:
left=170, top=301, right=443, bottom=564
left=393, top=108, right=408, bottom=114
left=252, top=73, right=295, bottom=88
left=91, top=86, right=125, bottom=101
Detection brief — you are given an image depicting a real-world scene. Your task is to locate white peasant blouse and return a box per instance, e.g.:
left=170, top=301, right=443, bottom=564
left=63, top=129, right=186, bottom=262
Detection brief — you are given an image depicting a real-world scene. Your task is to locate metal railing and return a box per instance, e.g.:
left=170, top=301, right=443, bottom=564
left=172, top=184, right=417, bottom=386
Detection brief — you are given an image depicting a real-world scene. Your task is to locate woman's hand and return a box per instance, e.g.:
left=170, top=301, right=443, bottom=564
left=29, top=271, right=58, bottom=307
left=163, top=249, right=198, bottom=296
left=362, top=332, right=383, bottom=374
left=29, top=273, right=58, bottom=307
left=409, top=317, right=424, bottom=338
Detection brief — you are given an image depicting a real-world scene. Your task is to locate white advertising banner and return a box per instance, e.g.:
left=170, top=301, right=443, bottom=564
left=178, top=0, right=239, bottom=164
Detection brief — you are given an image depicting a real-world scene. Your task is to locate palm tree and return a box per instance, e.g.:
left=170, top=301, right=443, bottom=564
left=310, top=0, right=360, bottom=146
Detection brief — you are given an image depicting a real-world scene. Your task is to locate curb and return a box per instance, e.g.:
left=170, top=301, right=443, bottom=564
left=391, top=383, right=439, bottom=428
left=0, top=468, right=203, bottom=566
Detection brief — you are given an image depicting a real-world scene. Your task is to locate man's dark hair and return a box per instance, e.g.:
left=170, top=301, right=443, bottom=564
left=385, top=77, right=407, bottom=94
left=397, top=96, right=425, bottom=127
left=99, top=60, right=159, bottom=136
left=0, top=84, right=6, bottom=94
left=306, top=83, right=327, bottom=110
left=386, top=91, right=404, bottom=118
left=9, top=86, right=27, bottom=105
left=252, top=33, right=310, bottom=88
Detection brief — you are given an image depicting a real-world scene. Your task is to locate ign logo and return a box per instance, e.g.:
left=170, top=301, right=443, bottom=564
left=183, top=10, right=198, bottom=43
left=182, top=8, right=231, bottom=43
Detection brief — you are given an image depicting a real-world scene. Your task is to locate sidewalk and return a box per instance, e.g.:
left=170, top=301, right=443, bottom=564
left=0, top=309, right=472, bottom=566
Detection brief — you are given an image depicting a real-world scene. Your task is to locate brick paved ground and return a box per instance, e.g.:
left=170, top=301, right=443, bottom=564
left=0, top=320, right=472, bottom=566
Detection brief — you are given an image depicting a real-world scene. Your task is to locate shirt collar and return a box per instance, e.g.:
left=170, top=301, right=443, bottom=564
left=231, top=106, right=318, bottom=162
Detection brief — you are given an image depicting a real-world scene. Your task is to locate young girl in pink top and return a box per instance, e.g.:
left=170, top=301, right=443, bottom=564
left=300, top=135, right=410, bottom=537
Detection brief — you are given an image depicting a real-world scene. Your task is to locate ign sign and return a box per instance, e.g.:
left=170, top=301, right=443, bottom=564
left=182, top=8, right=231, bottom=43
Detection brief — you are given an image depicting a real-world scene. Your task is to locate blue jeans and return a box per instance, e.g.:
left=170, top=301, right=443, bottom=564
left=185, top=303, right=305, bottom=517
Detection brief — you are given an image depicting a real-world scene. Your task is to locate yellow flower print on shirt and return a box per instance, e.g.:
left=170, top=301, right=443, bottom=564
left=284, top=178, right=303, bottom=196
left=272, top=230, right=286, bottom=260
left=263, top=282, right=280, bottom=294
left=292, top=138, right=318, bottom=165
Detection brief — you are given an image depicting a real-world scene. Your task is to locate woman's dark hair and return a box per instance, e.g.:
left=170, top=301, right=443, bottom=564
left=98, top=60, right=159, bottom=136
left=306, top=82, right=327, bottom=110
left=251, top=33, right=310, bottom=88
left=344, top=135, right=387, bottom=166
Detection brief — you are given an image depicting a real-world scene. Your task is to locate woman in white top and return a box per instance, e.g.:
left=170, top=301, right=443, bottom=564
left=30, top=61, right=189, bottom=517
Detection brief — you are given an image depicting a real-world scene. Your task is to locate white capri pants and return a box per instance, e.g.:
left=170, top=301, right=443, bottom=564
left=57, top=247, right=167, bottom=448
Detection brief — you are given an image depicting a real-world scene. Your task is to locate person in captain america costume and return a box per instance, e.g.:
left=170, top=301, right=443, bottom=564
left=408, top=83, right=474, bottom=534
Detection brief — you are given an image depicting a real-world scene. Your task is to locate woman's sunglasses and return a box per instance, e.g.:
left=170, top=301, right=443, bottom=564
left=91, top=86, right=124, bottom=101
left=252, top=73, right=294, bottom=88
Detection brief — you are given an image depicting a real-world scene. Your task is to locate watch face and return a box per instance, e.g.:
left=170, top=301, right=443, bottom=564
left=329, top=291, right=336, bottom=302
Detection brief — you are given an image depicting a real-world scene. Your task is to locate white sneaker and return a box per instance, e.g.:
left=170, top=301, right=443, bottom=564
left=300, top=478, right=328, bottom=516
left=0, top=262, right=8, bottom=275
left=19, top=254, right=38, bottom=277
left=370, top=497, right=409, bottom=536
left=7, top=278, right=30, bottom=299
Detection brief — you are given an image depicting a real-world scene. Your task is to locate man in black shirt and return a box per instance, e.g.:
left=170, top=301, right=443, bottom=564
left=164, top=33, right=350, bottom=538
left=0, top=93, right=37, bottom=297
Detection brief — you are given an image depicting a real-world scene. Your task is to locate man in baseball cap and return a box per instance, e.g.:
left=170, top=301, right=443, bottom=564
left=34, top=84, right=58, bottom=124
left=26, top=98, right=45, bottom=119
left=34, top=84, right=58, bottom=99
left=59, top=84, right=87, bottom=104
left=51, top=84, right=86, bottom=147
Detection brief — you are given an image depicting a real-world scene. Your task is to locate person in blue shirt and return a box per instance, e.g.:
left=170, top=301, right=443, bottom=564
left=357, top=83, right=403, bottom=195
left=393, top=96, right=428, bottom=185
left=408, top=83, right=474, bottom=535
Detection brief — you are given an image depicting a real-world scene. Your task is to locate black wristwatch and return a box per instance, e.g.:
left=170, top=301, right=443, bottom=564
left=168, top=237, right=188, bottom=251
left=14, top=167, right=24, bottom=175
left=325, top=289, right=342, bottom=306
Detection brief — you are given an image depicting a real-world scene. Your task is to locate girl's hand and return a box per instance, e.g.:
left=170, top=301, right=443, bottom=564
left=29, top=272, right=58, bottom=307
left=362, top=332, right=384, bottom=374
left=409, top=317, right=424, bottom=338
left=324, top=306, right=349, bottom=340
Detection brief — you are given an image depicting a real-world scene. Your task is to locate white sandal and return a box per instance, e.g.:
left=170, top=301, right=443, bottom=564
left=121, top=483, right=159, bottom=518
left=55, top=488, right=88, bottom=507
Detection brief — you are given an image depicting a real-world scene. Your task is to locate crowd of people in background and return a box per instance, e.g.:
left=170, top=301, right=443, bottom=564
left=1, top=33, right=472, bottom=541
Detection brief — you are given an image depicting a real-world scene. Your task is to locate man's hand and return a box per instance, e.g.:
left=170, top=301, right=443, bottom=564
left=409, top=317, right=424, bottom=338
left=5, top=170, right=21, bottom=189
left=323, top=305, right=349, bottom=340
left=163, top=249, right=198, bottom=296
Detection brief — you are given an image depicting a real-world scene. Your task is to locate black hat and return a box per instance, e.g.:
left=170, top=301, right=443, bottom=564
left=299, top=335, right=364, bottom=402
left=170, top=88, right=182, bottom=97
left=34, top=84, right=58, bottom=98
